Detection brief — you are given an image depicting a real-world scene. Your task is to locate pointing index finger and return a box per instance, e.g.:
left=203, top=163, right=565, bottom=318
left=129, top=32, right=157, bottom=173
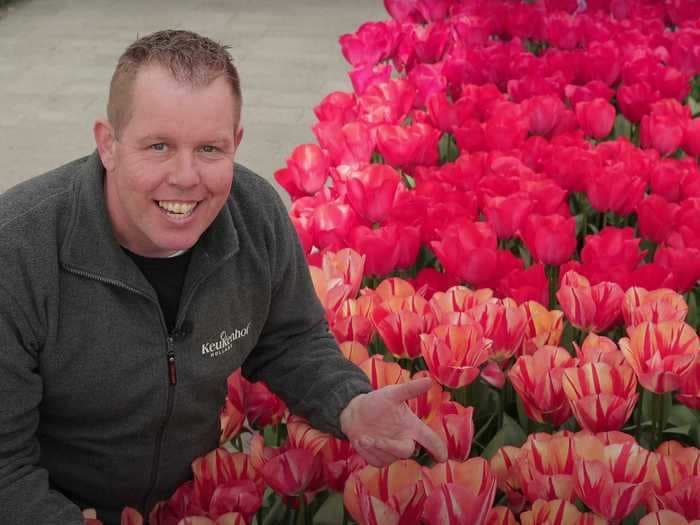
left=383, top=377, right=434, bottom=403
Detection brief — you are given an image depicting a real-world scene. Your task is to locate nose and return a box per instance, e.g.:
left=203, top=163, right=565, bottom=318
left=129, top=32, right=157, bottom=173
left=167, top=150, right=200, bottom=188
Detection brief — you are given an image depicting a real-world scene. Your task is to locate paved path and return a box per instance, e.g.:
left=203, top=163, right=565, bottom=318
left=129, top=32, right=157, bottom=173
left=0, top=0, right=387, bottom=199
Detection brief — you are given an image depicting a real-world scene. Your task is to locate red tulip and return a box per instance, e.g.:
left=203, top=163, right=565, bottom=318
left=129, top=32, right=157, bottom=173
left=587, top=163, right=647, bottom=216
left=557, top=270, right=624, bottom=333
left=426, top=91, right=476, bottom=133
left=408, top=63, right=447, bottom=108
left=521, top=214, right=577, bottom=266
left=484, top=108, right=530, bottom=153
left=637, top=195, right=680, bottom=244
left=524, top=95, right=566, bottom=137
left=431, top=220, right=501, bottom=287
left=311, top=198, right=358, bottom=251
left=483, top=193, right=534, bottom=239
left=654, top=245, right=700, bottom=293
left=575, top=98, right=616, bottom=139
left=313, top=121, right=374, bottom=168
left=683, top=118, right=700, bottom=157
left=358, top=79, right=415, bottom=126
left=274, top=144, right=329, bottom=198
left=497, top=263, right=549, bottom=307
left=619, top=321, right=700, bottom=393
left=243, top=379, right=287, bottom=428
left=427, top=401, right=474, bottom=461
left=331, top=295, right=375, bottom=345
left=641, top=112, right=686, bottom=156
left=220, top=371, right=245, bottom=444
left=565, top=81, right=615, bottom=107
left=319, top=435, right=367, bottom=492
left=339, top=21, right=397, bottom=67
left=349, top=63, right=393, bottom=96
left=617, top=82, right=660, bottom=124
left=420, top=323, right=492, bottom=389
left=509, top=346, right=576, bottom=426
left=349, top=224, right=402, bottom=277
left=314, top=91, right=358, bottom=125
left=345, top=164, right=401, bottom=225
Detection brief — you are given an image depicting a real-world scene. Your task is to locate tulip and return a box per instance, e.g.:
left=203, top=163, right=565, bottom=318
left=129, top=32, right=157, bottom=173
left=677, top=361, right=700, bottom=409
left=489, top=445, right=525, bottom=510
left=521, top=499, right=609, bottom=525
left=637, top=195, right=680, bottom=244
left=371, top=277, right=416, bottom=302
left=408, top=63, right=447, bottom=109
left=349, top=63, right=392, bottom=96
left=427, top=401, right=474, bottom=461
left=331, top=299, right=375, bottom=346
left=314, top=90, right=358, bottom=125
left=275, top=144, right=330, bottom=198
left=562, top=362, right=639, bottom=432
left=645, top=453, right=689, bottom=513
left=371, top=293, right=436, bottom=360
left=422, top=458, right=497, bottom=525
left=581, top=227, right=646, bottom=276
left=619, top=321, right=699, bottom=393
left=575, top=442, right=654, bottom=521
left=517, top=434, right=579, bottom=503
left=641, top=112, right=685, bottom=156
left=319, top=434, right=367, bottom=492
left=509, top=346, right=576, bottom=426
left=656, top=476, right=700, bottom=521
left=426, top=91, right=476, bottom=133
left=149, top=482, right=204, bottom=525
left=467, top=300, right=527, bottom=363
left=220, top=371, right=245, bottom=444
left=313, top=121, right=374, bottom=168
left=358, top=354, right=410, bottom=389
left=557, top=270, right=624, bottom=333
left=339, top=21, right=397, bottom=68
left=574, top=333, right=627, bottom=367
left=431, top=221, right=501, bottom=287
left=587, top=163, right=647, bottom=216
left=242, top=379, right=287, bottom=429
left=524, top=95, right=566, bottom=137
left=521, top=301, right=564, bottom=356
left=349, top=224, right=402, bottom=277
left=311, top=198, right=358, bottom=251
left=576, top=98, right=616, bottom=139
left=521, top=214, right=577, bottom=267
left=486, top=507, right=518, bottom=525
left=420, top=323, right=492, bottom=389
left=654, top=245, right=700, bottom=293
left=617, top=82, right=660, bottom=123
left=428, top=286, right=494, bottom=324
left=345, top=164, right=401, bottom=226
left=409, top=268, right=460, bottom=300
left=358, top=79, right=416, bottom=126
left=483, top=193, right=534, bottom=240
left=640, top=510, right=700, bottom=525
left=344, top=460, right=426, bottom=525
left=497, top=263, right=549, bottom=307
left=683, top=118, right=700, bottom=157
left=484, top=109, right=530, bottom=153
left=339, top=341, right=370, bottom=366
left=622, top=287, right=688, bottom=328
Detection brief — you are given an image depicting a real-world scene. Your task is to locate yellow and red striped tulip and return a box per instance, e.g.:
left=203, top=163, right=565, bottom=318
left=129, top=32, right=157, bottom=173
left=286, top=415, right=330, bottom=455
left=420, top=323, right=492, bottom=388
left=519, top=499, right=608, bottom=525
left=343, top=460, right=425, bottom=525
left=574, top=441, right=654, bottom=521
left=407, top=370, right=449, bottom=423
left=677, top=362, right=700, bottom=409
left=619, top=321, right=700, bottom=393
left=674, top=446, right=700, bottom=477
left=339, top=341, right=370, bottom=365
left=486, top=506, right=518, bottom=525
left=370, top=276, right=417, bottom=302
left=331, top=295, right=375, bottom=345
left=657, top=476, right=700, bottom=521
left=562, top=361, right=639, bottom=432
left=657, top=440, right=687, bottom=457
left=319, top=435, right=367, bottom=492
left=220, top=371, right=246, bottom=444
left=509, top=346, right=577, bottom=426
left=521, top=300, right=564, bottom=355
left=645, top=454, right=689, bottom=513
left=490, top=446, right=526, bottom=511
left=429, top=285, right=495, bottom=325
left=371, top=297, right=435, bottom=359
left=321, top=247, right=365, bottom=299
left=467, top=299, right=527, bottom=363
left=622, top=287, right=688, bottom=328
left=358, top=354, right=410, bottom=389
left=640, top=510, right=700, bottom=525
left=176, top=514, right=247, bottom=525
left=427, top=401, right=474, bottom=461
left=556, top=270, right=625, bottom=333
left=574, top=333, right=627, bottom=367
left=309, top=265, right=354, bottom=315
left=421, top=458, right=497, bottom=525
left=517, top=434, right=578, bottom=503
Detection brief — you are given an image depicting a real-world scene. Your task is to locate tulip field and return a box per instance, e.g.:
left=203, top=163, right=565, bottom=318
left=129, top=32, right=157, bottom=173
left=102, top=0, right=700, bottom=524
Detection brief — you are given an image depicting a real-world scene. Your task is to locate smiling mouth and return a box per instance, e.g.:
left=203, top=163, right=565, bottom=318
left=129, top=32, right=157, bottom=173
left=156, top=200, right=199, bottom=217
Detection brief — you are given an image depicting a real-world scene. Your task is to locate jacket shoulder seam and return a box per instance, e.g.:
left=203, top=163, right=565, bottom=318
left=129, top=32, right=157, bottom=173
left=0, top=187, right=73, bottom=235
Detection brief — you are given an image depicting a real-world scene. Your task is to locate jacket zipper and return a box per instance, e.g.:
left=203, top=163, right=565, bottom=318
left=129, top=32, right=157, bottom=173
left=64, top=265, right=179, bottom=514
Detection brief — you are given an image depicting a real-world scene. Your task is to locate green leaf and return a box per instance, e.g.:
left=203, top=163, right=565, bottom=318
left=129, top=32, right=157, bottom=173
left=481, top=413, right=527, bottom=459
left=665, top=425, right=692, bottom=436
left=688, top=96, right=700, bottom=117
left=312, top=491, right=345, bottom=525
left=613, top=113, right=633, bottom=140
left=668, top=403, right=699, bottom=428
left=641, top=389, right=673, bottom=429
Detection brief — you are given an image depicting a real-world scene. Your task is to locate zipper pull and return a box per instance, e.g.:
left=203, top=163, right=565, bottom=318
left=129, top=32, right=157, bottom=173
left=167, top=351, right=177, bottom=385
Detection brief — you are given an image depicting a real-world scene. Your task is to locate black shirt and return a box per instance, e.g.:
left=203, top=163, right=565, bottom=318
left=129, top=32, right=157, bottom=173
left=123, top=248, right=192, bottom=333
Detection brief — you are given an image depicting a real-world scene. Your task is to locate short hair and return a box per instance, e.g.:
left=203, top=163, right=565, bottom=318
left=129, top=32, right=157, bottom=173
left=107, top=29, right=242, bottom=137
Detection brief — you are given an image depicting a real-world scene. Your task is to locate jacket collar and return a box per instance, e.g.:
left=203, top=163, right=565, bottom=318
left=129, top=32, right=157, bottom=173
left=60, top=151, right=240, bottom=301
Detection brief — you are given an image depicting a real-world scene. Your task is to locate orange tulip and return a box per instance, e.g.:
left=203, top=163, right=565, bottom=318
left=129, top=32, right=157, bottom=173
left=520, top=499, right=608, bottom=525
left=319, top=435, right=367, bottom=492
left=406, top=370, right=448, bottom=423
left=371, top=276, right=417, bottom=302
left=427, top=401, right=474, bottom=461
left=358, top=354, right=410, bottom=389
left=517, top=433, right=579, bottom=503
left=421, top=458, right=497, bottom=525
left=619, top=321, right=700, bottom=393
left=489, top=446, right=526, bottom=510
left=321, top=247, right=365, bottom=299
left=622, top=287, right=688, bottom=328
left=657, top=476, right=700, bottom=521
left=557, top=270, right=624, bottom=333
left=674, top=446, right=700, bottom=477
left=657, top=440, right=687, bottom=457
left=646, top=454, right=688, bottom=513
left=486, top=506, right=518, bottom=525
left=467, top=299, right=527, bottom=363
left=575, top=441, right=654, bottom=521
left=562, top=361, right=639, bottom=432
left=309, top=265, right=354, bottom=314
left=331, top=295, right=376, bottom=345
left=640, top=510, right=700, bottom=525
left=371, top=296, right=436, bottom=359
left=521, top=300, right=564, bottom=355
left=286, top=415, right=330, bottom=455
left=343, top=460, right=425, bottom=525
left=574, top=333, right=627, bottom=367
left=339, top=341, right=371, bottom=365
left=509, top=346, right=577, bottom=426
left=420, top=323, right=492, bottom=388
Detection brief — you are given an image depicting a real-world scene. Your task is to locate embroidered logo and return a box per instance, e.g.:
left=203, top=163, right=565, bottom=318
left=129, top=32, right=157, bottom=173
left=201, top=323, right=251, bottom=358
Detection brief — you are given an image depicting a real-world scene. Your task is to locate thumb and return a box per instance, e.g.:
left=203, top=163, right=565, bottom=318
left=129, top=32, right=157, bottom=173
left=381, top=377, right=434, bottom=404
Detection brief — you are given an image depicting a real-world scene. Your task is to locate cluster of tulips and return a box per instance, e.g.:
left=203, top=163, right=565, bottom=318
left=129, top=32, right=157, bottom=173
left=90, top=0, right=700, bottom=523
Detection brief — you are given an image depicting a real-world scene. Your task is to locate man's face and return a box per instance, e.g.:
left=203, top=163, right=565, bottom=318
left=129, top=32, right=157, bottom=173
left=99, top=65, right=242, bottom=257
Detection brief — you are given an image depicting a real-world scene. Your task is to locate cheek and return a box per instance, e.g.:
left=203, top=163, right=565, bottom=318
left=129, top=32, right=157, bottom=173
left=122, top=159, right=168, bottom=195
left=202, top=164, right=234, bottom=197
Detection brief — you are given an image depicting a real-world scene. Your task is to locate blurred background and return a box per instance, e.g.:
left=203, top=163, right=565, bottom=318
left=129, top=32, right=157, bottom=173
left=0, top=0, right=387, bottom=199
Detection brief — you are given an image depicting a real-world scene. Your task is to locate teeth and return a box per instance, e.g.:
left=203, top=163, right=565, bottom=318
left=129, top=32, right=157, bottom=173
left=158, top=201, right=197, bottom=215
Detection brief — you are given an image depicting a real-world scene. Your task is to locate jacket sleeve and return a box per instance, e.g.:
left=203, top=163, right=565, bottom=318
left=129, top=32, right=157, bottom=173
left=0, top=284, right=84, bottom=525
left=241, top=195, right=373, bottom=439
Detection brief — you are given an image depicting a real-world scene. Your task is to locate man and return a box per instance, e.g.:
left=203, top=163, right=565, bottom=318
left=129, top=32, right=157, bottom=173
left=0, top=30, right=446, bottom=524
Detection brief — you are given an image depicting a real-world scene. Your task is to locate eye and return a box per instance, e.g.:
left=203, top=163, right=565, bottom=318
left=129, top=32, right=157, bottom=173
left=150, top=143, right=167, bottom=151
left=200, top=145, right=219, bottom=154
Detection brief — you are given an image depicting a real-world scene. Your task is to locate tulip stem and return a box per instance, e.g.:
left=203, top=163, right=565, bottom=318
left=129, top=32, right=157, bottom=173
left=296, top=495, right=309, bottom=525
left=546, top=264, right=560, bottom=309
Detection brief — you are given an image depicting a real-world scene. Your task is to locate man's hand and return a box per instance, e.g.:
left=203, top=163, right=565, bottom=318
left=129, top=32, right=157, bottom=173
left=339, top=377, right=448, bottom=467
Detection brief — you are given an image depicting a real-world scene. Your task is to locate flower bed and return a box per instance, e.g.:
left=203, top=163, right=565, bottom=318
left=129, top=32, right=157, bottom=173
left=98, top=0, right=700, bottom=524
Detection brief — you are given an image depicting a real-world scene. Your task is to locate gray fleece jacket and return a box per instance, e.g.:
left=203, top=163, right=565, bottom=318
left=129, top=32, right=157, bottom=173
left=0, top=152, right=372, bottom=525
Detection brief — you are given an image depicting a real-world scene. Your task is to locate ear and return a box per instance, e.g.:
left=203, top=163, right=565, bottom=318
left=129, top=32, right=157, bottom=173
left=93, top=118, right=117, bottom=172
left=234, top=126, right=244, bottom=150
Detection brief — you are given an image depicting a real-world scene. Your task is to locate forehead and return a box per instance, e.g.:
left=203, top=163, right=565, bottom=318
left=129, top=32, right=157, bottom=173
left=123, top=64, right=239, bottom=140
